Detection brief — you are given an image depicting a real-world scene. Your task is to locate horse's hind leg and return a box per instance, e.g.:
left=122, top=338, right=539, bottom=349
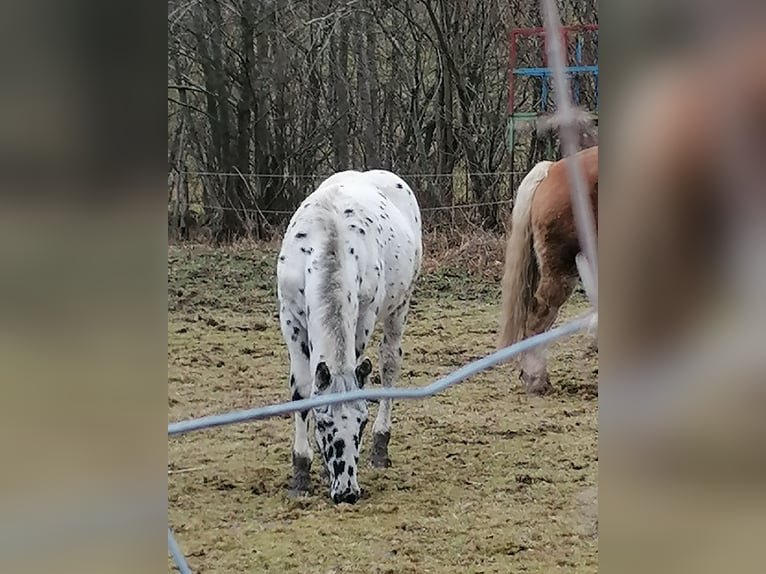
left=371, top=298, right=410, bottom=468
left=520, top=264, right=576, bottom=395
left=281, top=310, right=314, bottom=496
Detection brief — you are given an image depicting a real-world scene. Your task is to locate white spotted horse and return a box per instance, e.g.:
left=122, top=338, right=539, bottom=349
left=276, top=169, right=422, bottom=504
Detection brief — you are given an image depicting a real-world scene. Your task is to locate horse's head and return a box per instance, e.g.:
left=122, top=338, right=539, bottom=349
left=312, top=358, right=372, bottom=504
left=537, top=107, right=598, bottom=149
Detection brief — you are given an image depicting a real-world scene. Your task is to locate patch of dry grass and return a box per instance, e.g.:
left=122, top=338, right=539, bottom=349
left=421, top=229, right=508, bottom=281
left=168, top=239, right=597, bottom=573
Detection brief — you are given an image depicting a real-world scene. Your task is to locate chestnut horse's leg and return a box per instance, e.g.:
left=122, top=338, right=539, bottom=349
left=520, top=249, right=577, bottom=395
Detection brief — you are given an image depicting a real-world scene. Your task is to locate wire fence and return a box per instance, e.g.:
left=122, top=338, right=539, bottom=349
left=167, top=1, right=598, bottom=571
left=172, top=198, right=512, bottom=216
left=178, top=170, right=530, bottom=178
left=170, top=169, right=527, bottom=233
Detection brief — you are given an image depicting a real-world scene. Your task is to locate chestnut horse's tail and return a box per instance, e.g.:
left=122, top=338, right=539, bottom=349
left=498, top=160, right=553, bottom=350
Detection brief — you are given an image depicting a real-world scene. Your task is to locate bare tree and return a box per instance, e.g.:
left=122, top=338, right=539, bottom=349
left=167, top=0, right=598, bottom=239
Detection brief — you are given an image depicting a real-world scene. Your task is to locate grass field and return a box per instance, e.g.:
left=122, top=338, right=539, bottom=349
left=168, top=242, right=598, bottom=573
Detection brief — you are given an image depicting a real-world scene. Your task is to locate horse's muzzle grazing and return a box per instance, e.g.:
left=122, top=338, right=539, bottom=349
left=332, top=489, right=360, bottom=505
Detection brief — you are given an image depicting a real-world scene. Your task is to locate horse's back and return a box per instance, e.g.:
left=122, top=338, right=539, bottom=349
left=530, top=146, right=599, bottom=263
left=279, top=172, right=421, bottom=307
left=344, top=170, right=422, bottom=248
left=314, top=169, right=421, bottom=238
left=534, top=146, right=598, bottom=219
left=315, top=170, right=364, bottom=192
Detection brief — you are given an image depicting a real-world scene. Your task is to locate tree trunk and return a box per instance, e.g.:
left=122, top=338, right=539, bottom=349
left=331, top=20, right=350, bottom=169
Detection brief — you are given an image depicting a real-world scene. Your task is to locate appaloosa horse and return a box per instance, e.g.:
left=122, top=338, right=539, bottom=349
left=498, top=146, right=598, bottom=394
left=276, top=169, right=422, bottom=504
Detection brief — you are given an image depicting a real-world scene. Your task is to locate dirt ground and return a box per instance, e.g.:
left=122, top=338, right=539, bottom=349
left=168, top=243, right=598, bottom=573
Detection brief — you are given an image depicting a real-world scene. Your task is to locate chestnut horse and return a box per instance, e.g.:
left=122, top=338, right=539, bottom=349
left=498, top=146, right=598, bottom=395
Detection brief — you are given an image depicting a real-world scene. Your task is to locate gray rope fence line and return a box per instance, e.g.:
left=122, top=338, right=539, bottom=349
left=168, top=311, right=597, bottom=572
left=168, top=528, right=193, bottom=574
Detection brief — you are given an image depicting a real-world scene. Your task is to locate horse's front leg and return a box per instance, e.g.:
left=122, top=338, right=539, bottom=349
left=371, top=299, right=410, bottom=468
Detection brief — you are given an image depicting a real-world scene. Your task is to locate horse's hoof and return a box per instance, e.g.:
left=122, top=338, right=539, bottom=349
left=370, top=431, right=392, bottom=468
left=526, top=380, right=553, bottom=396
left=287, top=487, right=312, bottom=499
left=370, top=456, right=392, bottom=469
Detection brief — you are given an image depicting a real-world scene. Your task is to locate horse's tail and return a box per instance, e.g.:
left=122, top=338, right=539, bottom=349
left=498, top=160, right=553, bottom=350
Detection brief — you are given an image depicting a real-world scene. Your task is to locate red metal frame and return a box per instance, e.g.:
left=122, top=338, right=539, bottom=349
left=508, top=24, right=599, bottom=115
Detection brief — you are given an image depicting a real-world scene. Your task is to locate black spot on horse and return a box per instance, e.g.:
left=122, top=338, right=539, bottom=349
left=344, top=208, right=354, bottom=215
left=293, top=326, right=300, bottom=336
left=291, top=388, right=302, bottom=402
left=300, top=246, right=313, bottom=254
left=398, top=347, right=403, bottom=356
left=279, top=255, right=286, bottom=262
left=348, top=465, right=354, bottom=477
left=396, top=183, right=403, bottom=189
left=298, top=288, right=304, bottom=295
left=307, top=268, right=312, bottom=274
left=300, top=341, right=310, bottom=359
left=296, top=232, right=307, bottom=239
left=349, top=247, right=355, bottom=255
left=359, top=228, right=366, bottom=235
left=334, top=439, right=346, bottom=459
left=333, top=460, right=346, bottom=476
left=290, top=374, right=296, bottom=387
